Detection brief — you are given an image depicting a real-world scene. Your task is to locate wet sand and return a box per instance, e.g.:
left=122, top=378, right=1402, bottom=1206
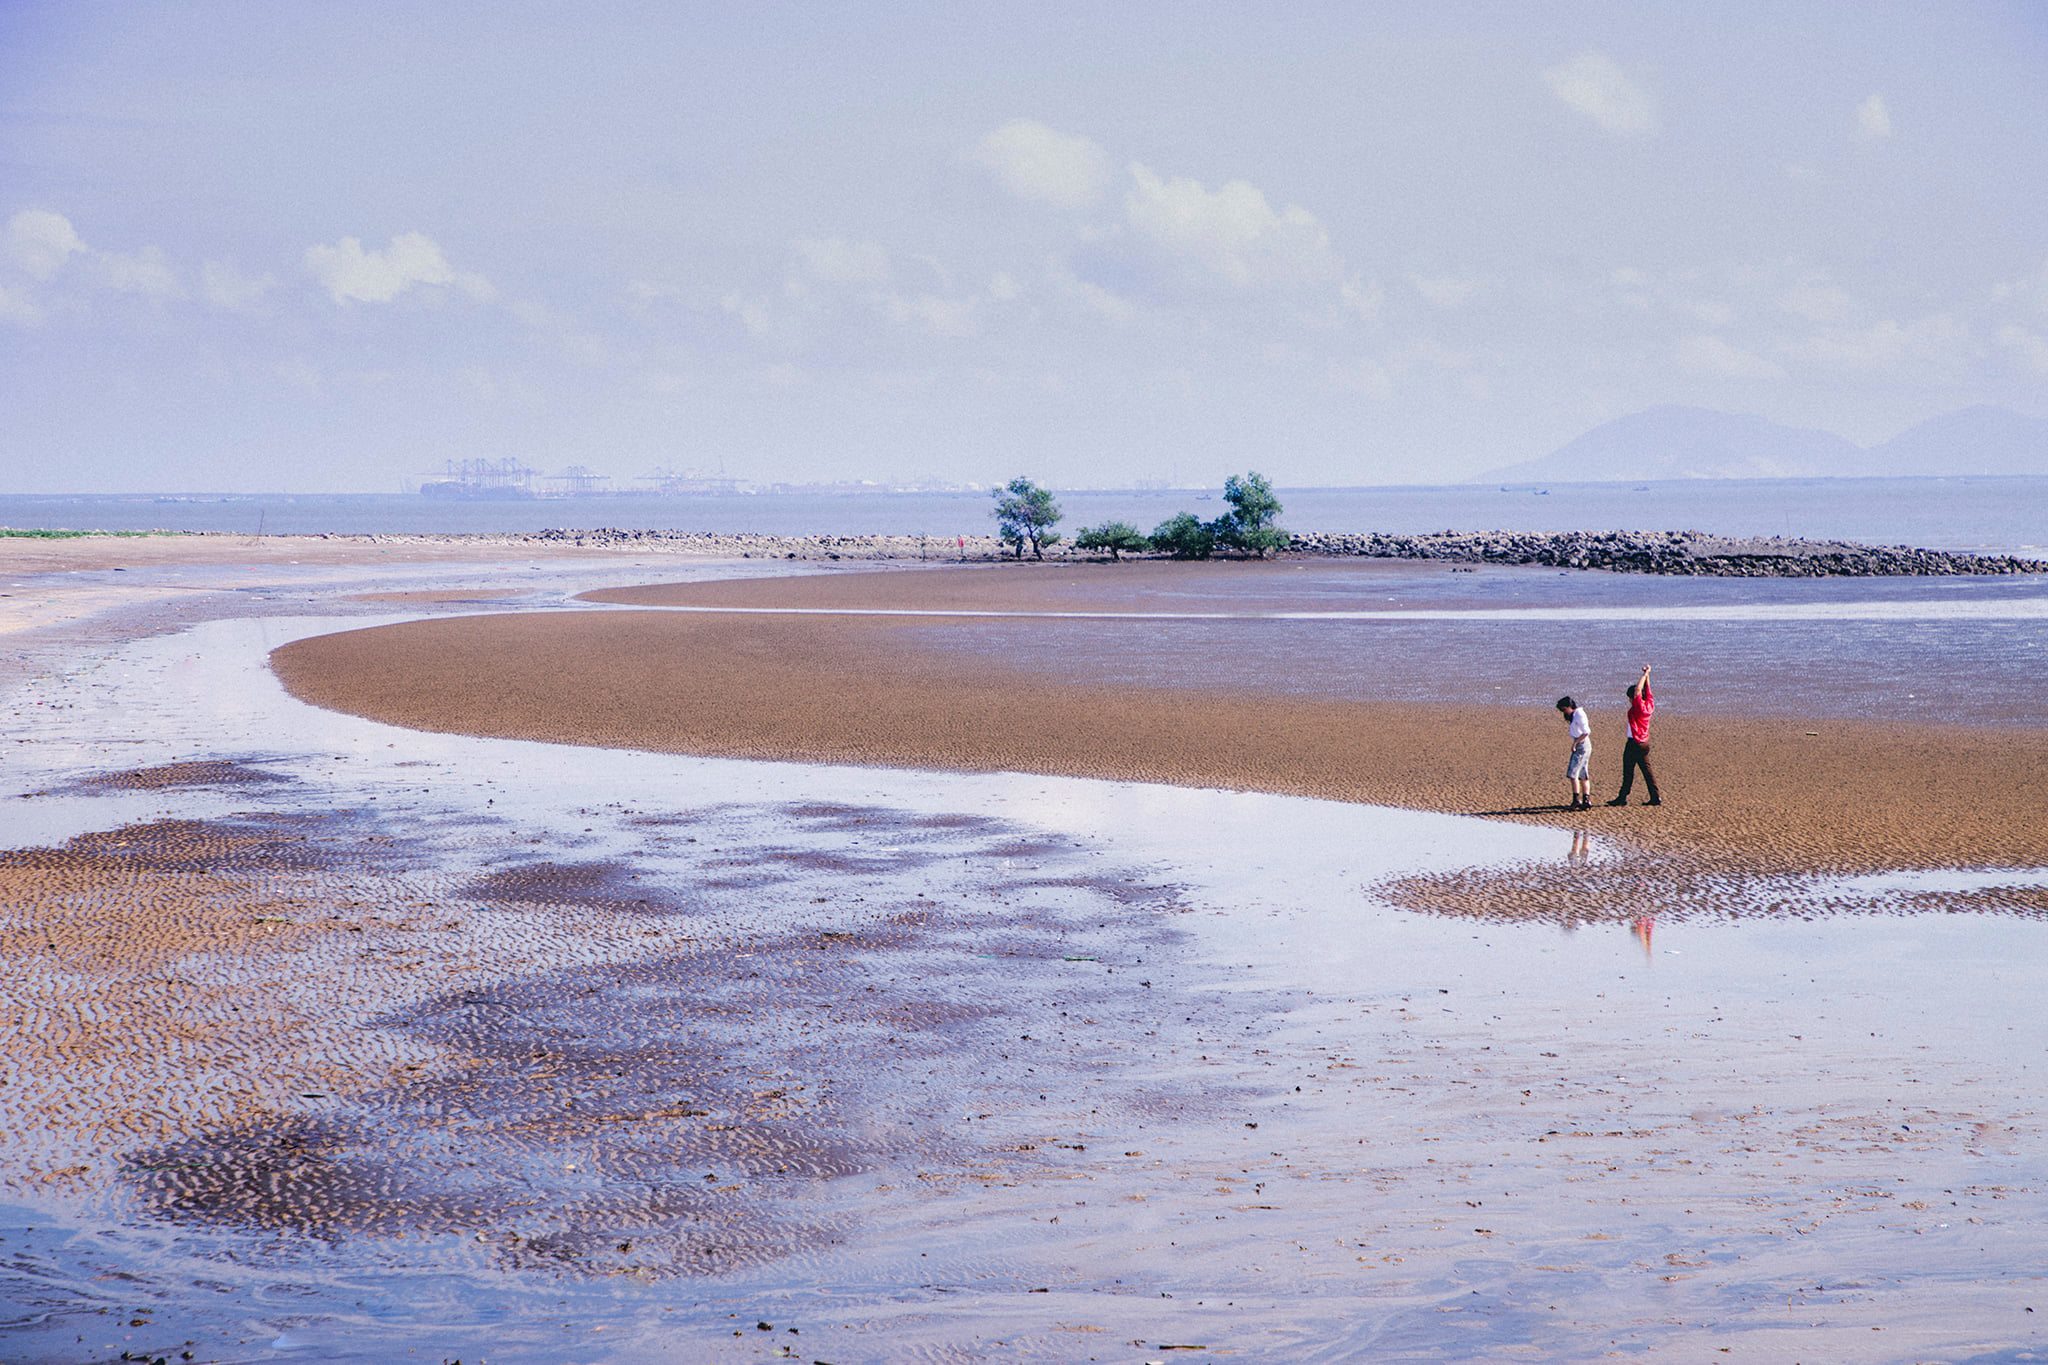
left=7, top=555, right=2048, bottom=1360
left=0, top=531, right=853, bottom=641
left=276, top=569, right=2048, bottom=894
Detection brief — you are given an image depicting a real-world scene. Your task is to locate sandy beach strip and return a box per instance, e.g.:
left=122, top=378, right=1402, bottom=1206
left=272, top=568, right=2048, bottom=887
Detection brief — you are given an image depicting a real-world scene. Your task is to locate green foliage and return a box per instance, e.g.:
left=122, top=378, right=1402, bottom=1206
left=1213, top=470, right=1289, bottom=557
left=1073, top=521, right=1150, bottom=561
left=991, top=476, right=1063, bottom=560
left=1223, top=522, right=1290, bottom=557
left=1149, top=511, right=1215, bottom=559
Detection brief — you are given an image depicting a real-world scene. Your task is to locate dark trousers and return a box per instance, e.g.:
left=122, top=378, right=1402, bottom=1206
left=1616, top=737, right=1660, bottom=801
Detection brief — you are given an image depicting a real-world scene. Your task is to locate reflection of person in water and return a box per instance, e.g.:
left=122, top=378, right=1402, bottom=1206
left=1633, top=916, right=1655, bottom=959
left=1568, top=829, right=1591, bottom=865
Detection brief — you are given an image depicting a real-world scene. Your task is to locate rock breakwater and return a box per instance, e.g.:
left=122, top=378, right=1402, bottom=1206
left=151, top=526, right=2041, bottom=576
left=517, top=526, right=2042, bottom=576
left=1282, top=528, right=2045, bottom=576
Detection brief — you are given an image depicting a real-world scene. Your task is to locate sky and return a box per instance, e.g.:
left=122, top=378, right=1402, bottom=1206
left=2, top=1, right=2045, bottom=494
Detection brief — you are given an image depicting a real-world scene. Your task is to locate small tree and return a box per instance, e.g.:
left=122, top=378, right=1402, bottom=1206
left=1214, top=470, right=1289, bottom=558
left=1149, top=511, right=1215, bottom=559
left=991, top=476, right=1063, bottom=560
left=1074, top=521, right=1150, bottom=561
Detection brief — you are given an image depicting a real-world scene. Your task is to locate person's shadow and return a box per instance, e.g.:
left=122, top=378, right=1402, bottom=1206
left=1472, top=804, right=1581, bottom=816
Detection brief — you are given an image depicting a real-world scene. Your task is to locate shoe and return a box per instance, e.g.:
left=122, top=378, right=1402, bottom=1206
left=1646, top=798, right=1662, bottom=806
left=1605, top=798, right=1628, bottom=807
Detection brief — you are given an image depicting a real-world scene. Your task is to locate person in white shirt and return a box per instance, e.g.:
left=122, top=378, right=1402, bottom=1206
left=1555, top=695, right=1592, bottom=810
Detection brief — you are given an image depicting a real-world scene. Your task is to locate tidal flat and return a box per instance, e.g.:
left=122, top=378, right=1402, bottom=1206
left=2, top=547, right=2045, bottom=1362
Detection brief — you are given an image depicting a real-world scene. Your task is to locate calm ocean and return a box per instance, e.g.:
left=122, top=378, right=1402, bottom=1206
left=2, top=477, right=2043, bottom=557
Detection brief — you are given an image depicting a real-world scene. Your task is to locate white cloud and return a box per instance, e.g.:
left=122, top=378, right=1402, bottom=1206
left=1997, top=324, right=2048, bottom=375
left=303, top=231, right=493, bottom=304
left=1794, top=320, right=1908, bottom=369
left=201, top=260, right=277, bottom=310
left=1611, top=266, right=1654, bottom=311
left=720, top=238, right=907, bottom=347
left=1543, top=51, right=1658, bottom=138
left=1676, top=333, right=1784, bottom=380
left=506, top=299, right=608, bottom=367
left=720, top=290, right=777, bottom=339
left=972, top=119, right=1112, bottom=210
left=1340, top=275, right=1384, bottom=321
left=457, top=365, right=498, bottom=401
left=792, top=236, right=891, bottom=285
left=1777, top=277, right=1856, bottom=324
left=93, top=245, right=181, bottom=299
left=1688, top=299, right=1736, bottom=327
left=6, top=209, right=87, bottom=279
left=0, top=281, right=40, bottom=326
left=270, top=357, right=323, bottom=396
left=626, top=277, right=684, bottom=309
left=1125, top=163, right=1341, bottom=288
left=884, top=292, right=978, bottom=337
left=987, top=271, right=1022, bottom=302
left=1410, top=273, right=1483, bottom=308
left=1856, top=94, right=1892, bottom=140
left=1408, top=338, right=1476, bottom=371
left=1786, top=314, right=1971, bottom=372
left=1328, top=355, right=1395, bottom=399
left=1049, top=258, right=1137, bottom=324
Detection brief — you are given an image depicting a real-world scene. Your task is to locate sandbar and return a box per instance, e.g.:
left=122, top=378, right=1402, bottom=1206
left=274, top=564, right=2048, bottom=903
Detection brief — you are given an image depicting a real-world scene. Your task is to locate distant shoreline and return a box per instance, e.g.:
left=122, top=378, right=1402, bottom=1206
left=233, top=525, right=2048, bottom=576
left=4, top=524, right=2043, bottom=576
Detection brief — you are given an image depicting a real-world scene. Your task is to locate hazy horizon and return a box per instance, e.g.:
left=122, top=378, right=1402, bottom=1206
left=4, top=2, right=2046, bottom=495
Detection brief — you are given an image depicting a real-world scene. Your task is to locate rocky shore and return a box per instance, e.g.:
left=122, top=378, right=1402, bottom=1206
left=470, top=526, right=2036, bottom=576
left=49, top=525, right=2031, bottom=576
left=1281, top=527, right=2047, bottom=576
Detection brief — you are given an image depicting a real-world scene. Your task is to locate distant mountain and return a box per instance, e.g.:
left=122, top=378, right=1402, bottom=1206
left=1863, top=405, right=2048, bottom=477
left=1481, top=404, right=2048, bottom=483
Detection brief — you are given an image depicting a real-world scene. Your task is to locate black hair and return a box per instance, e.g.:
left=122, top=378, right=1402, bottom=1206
left=1626, top=683, right=1640, bottom=699
left=1556, top=696, right=1576, bottom=712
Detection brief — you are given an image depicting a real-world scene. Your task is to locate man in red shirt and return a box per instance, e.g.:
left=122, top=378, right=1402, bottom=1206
left=1608, top=663, right=1663, bottom=806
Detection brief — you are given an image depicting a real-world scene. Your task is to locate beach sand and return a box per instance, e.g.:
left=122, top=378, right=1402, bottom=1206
left=276, top=566, right=2048, bottom=902
left=8, top=551, right=2048, bottom=1359
left=0, top=531, right=859, bottom=640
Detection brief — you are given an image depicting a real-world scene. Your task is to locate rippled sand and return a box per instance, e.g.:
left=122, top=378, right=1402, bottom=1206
left=4, top=550, right=2047, bottom=1361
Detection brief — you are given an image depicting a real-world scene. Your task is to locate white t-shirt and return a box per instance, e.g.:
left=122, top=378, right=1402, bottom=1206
left=1568, top=706, right=1591, bottom=748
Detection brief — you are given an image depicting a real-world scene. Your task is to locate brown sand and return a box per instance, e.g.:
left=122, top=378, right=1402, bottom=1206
left=2, top=778, right=1197, bottom=1282
left=272, top=592, right=2048, bottom=885
left=9, top=560, right=2047, bottom=1355
left=0, top=811, right=425, bottom=1188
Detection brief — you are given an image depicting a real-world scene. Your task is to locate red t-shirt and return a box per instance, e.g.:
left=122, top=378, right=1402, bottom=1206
left=1626, top=683, right=1654, bottom=744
